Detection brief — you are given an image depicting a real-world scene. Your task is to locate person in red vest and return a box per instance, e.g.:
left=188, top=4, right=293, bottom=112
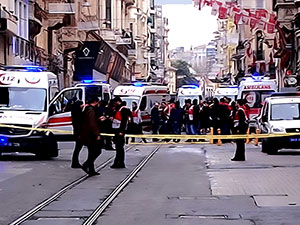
left=111, top=97, right=130, bottom=168
left=127, top=101, right=147, bottom=143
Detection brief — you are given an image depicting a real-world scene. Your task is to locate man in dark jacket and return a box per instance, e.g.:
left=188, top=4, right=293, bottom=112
left=111, top=98, right=130, bottom=168
left=151, top=102, right=160, bottom=137
left=71, top=100, right=84, bottom=168
left=79, top=96, right=101, bottom=176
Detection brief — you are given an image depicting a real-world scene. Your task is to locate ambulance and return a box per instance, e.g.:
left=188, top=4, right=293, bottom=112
left=0, top=66, right=59, bottom=158
left=113, top=83, right=170, bottom=129
left=214, top=86, right=239, bottom=101
left=237, top=75, right=277, bottom=130
left=176, top=85, right=203, bottom=107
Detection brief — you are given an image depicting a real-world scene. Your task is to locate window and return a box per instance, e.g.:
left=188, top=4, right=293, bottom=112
left=49, top=89, right=83, bottom=115
left=106, top=0, right=112, bottom=28
left=271, top=103, right=300, bottom=121
left=140, top=96, right=147, bottom=111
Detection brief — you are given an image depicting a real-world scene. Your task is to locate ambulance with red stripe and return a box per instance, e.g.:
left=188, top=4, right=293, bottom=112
left=176, top=85, right=204, bottom=107
left=113, top=83, right=170, bottom=130
left=237, top=75, right=277, bottom=130
left=0, top=66, right=59, bottom=158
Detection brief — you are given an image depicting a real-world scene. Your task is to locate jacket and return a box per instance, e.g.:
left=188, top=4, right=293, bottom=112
left=79, top=105, right=100, bottom=146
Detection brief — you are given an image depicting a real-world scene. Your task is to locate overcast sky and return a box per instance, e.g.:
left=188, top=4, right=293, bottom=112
left=158, top=2, right=218, bottom=50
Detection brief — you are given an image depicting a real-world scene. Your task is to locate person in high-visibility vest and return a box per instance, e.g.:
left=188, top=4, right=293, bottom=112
left=111, top=97, right=130, bottom=168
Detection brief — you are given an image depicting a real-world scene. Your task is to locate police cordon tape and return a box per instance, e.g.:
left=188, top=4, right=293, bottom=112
left=1, top=123, right=300, bottom=140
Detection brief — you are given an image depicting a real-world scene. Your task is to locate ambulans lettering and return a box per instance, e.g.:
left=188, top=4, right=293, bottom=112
left=244, top=85, right=272, bottom=90
left=25, top=76, right=41, bottom=84
left=119, top=88, right=136, bottom=95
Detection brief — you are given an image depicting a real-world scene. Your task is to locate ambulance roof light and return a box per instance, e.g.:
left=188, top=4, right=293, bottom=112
left=0, top=136, right=8, bottom=146
left=133, top=82, right=144, bottom=87
left=3, top=65, right=46, bottom=72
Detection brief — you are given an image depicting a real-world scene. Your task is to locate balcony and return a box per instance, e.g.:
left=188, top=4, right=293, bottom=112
left=48, top=3, right=76, bottom=14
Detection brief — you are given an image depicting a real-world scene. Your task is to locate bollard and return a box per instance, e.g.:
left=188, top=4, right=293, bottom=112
left=246, top=127, right=251, bottom=144
left=217, top=128, right=222, bottom=146
left=254, top=128, right=261, bottom=146
left=210, top=127, right=214, bottom=144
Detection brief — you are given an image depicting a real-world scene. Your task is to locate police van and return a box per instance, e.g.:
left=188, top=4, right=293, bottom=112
left=113, top=83, right=170, bottom=129
left=237, top=75, right=277, bottom=130
left=256, top=93, right=300, bottom=154
left=0, top=66, right=59, bottom=158
left=176, top=85, right=203, bottom=107
left=47, top=80, right=112, bottom=139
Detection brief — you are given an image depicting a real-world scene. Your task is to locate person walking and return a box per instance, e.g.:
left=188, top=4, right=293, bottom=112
left=111, top=98, right=130, bottom=168
left=169, top=101, right=183, bottom=142
left=231, top=99, right=249, bottom=161
left=70, top=99, right=85, bottom=168
left=151, top=102, right=160, bottom=142
left=79, top=96, right=102, bottom=176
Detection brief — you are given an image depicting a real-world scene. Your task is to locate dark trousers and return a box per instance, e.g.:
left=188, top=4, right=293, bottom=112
left=113, top=133, right=125, bottom=166
left=83, top=142, right=102, bottom=172
left=233, top=139, right=246, bottom=160
left=72, top=139, right=83, bottom=165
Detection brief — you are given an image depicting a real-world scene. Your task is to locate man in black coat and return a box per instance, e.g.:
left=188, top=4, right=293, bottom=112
left=79, top=96, right=101, bottom=176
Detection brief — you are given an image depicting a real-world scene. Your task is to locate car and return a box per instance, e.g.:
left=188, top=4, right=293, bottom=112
left=256, top=93, right=300, bottom=154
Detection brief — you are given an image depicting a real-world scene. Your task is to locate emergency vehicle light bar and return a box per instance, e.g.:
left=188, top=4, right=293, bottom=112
left=2, top=66, right=46, bottom=72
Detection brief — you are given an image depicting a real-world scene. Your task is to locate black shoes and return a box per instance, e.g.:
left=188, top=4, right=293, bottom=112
left=231, top=158, right=245, bottom=161
left=81, top=163, right=100, bottom=176
left=88, top=171, right=100, bottom=176
left=105, top=146, right=115, bottom=151
left=110, top=163, right=126, bottom=169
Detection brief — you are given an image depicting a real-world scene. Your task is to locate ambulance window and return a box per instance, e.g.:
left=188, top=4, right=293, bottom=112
left=140, top=96, right=147, bottom=111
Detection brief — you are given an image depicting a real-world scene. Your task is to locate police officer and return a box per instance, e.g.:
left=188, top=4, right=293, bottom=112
left=231, top=99, right=249, bottom=161
left=111, top=98, right=130, bottom=168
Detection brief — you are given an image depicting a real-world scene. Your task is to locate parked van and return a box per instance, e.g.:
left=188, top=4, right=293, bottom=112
left=0, top=66, right=59, bottom=158
left=113, top=83, right=170, bottom=129
left=47, top=81, right=112, bottom=139
left=176, top=85, right=203, bottom=107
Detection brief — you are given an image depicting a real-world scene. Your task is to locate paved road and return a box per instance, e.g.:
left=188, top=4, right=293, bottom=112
left=1, top=142, right=300, bottom=225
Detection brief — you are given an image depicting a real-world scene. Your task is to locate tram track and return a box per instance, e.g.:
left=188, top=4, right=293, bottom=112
left=9, top=144, right=161, bottom=225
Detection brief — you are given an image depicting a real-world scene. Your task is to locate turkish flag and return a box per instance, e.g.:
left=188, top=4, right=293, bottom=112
left=203, top=0, right=213, bottom=6
left=267, top=23, right=275, bottom=33
left=242, top=10, right=250, bottom=25
left=269, top=13, right=276, bottom=24
left=255, top=9, right=268, bottom=19
left=250, top=17, right=258, bottom=29
left=257, top=20, right=266, bottom=30
left=234, top=12, right=242, bottom=25
left=218, top=6, right=228, bottom=19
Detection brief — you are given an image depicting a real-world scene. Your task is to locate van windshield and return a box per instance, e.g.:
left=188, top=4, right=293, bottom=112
left=242, top=91, right=274, bottom=108
left=118, top=96, right=141, bottom=110
left=178, top=96, right=200, bottom=107
left=0, top=87, right=46, bottom=111
left=271, top=103, right=300, bottom=121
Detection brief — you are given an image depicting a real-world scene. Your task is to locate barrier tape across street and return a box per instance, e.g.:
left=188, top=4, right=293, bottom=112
left=1, top=123, right=300, bottom=140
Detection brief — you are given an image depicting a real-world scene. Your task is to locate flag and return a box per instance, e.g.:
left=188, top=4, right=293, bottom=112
left=269, top=13, right=276, bottom=24
left=211, top=1, right=220, bottom=16
left=218, top=6, right=228, bottom=19
left=267, top=23, right=275, bottom=33
left=255, top=9, right=268, bottom=19
left=203, top=0, right=213, bottom=6
left=250, top=17, right=258, bottom=29
left=257, top=20, right=266, bottom=30
left=234, top=12, right=242, bottom=25
left=242, top=10, right=250, bottom=25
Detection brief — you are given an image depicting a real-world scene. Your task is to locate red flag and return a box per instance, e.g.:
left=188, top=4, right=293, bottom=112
left=269, top=13, right=276, bottom=24
left=250, top=17, right=258, bottom=29
left=255, top=9, right=268, bottom=19
left=234, top=12, right=242, bottom=25
left=242, top=10, right=250, bottom=25
left=232, top=7, right=241, bottom=14
left=218, top=6, right=228, bottom=19
left=267, top=23, right=275, bottom=33
left=203, top=0, right=213, bottom=6
left=257, top=20, right=266, bottom=30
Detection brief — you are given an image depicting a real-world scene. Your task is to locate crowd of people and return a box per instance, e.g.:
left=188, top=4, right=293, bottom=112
left=70, top=95, right=250, bottom=176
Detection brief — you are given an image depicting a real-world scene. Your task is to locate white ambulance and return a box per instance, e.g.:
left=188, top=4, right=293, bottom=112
left=237, top=75, right=277, bottom=130
left=113, top=83, right=170, bottom=129
left=214, top=86, right=239, bottom=101
left=176, top=85, right=203, bottom=107
left=0, top=66, right=59, bottom=158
